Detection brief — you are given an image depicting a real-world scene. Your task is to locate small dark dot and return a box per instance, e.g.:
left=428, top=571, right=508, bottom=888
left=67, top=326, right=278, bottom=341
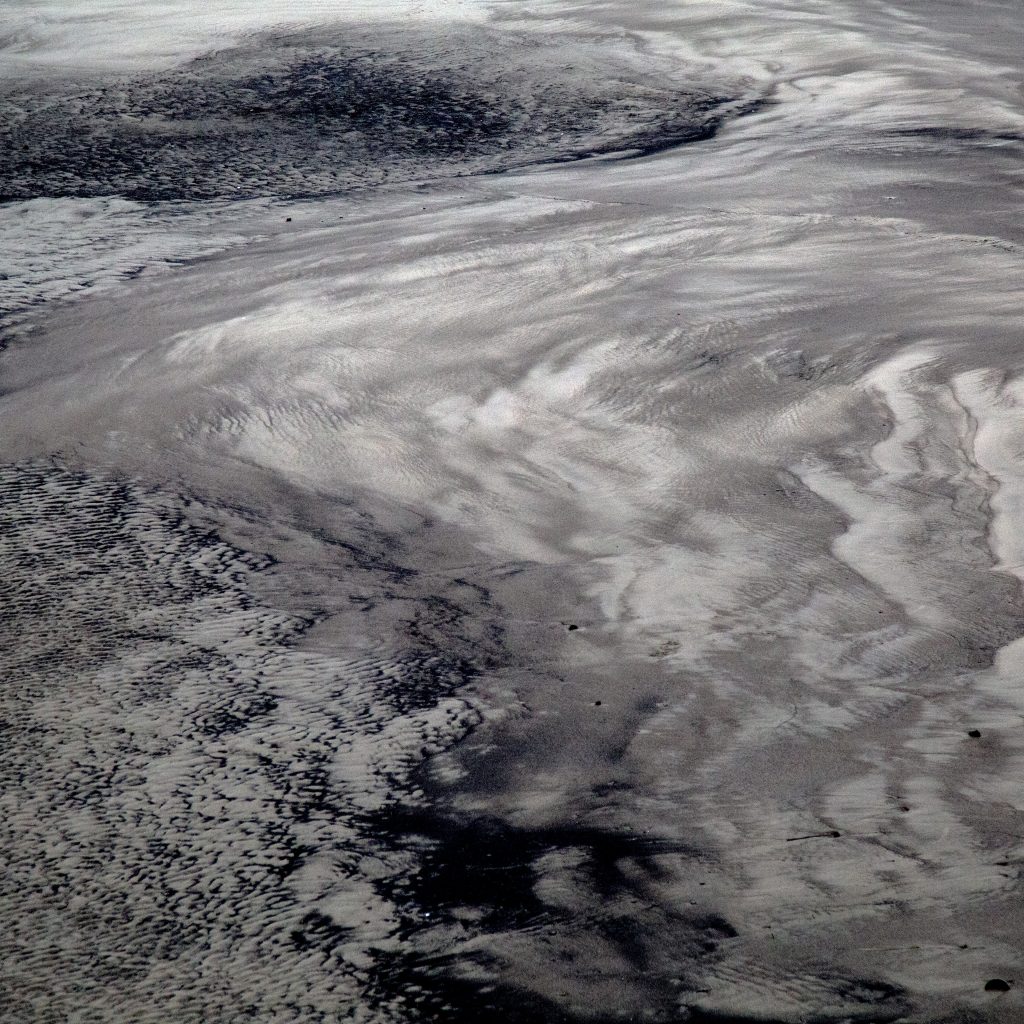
left=594, top=700, right=602, bottom=706
left=968, top=729, right=982, bottom=738
left=285, top=217, right=292, bottom=222
left=984, top=979, right=1011, bottom=992
left=567, top=624, right=578, bottom=631
left=899, top=805, right=910, bottom=813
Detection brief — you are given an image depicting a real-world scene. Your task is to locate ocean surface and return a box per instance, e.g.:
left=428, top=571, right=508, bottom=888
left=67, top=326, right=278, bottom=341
left=1, top=1, right=1023, bottom=1021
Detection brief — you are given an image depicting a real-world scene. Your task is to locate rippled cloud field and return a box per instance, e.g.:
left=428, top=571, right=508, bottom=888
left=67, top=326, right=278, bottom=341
left=1, top=1, right=1023, bottom=1022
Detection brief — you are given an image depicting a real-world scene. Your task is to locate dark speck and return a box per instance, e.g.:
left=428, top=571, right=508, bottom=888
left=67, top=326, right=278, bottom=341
left=567, top=624, right=578, bottom=631
left=984, top=979, right=1011, bottom=992
left=968, top=729, right=982, bottom=738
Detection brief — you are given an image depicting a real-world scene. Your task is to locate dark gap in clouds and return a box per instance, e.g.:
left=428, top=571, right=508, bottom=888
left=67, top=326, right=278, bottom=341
left=353, top=808, right=909, bottom=1023
left=0, top=24, right=762, bottom=203
left=891, top=126, right=1024, bottom=146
